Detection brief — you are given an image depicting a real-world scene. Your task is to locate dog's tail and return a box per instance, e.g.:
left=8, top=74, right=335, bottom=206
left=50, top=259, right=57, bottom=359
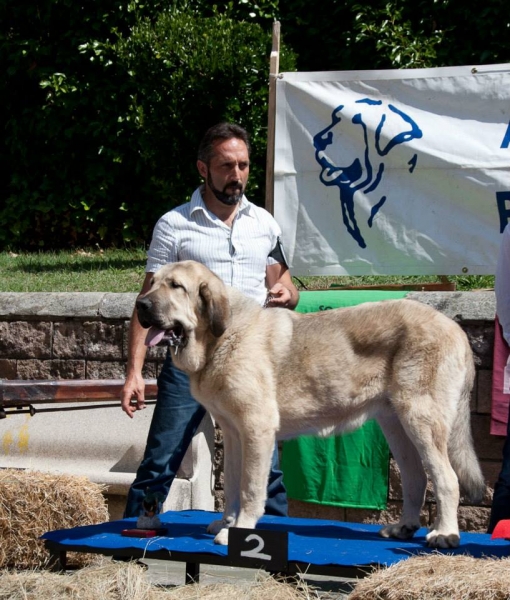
left=448, top=347, right=486, bottom=504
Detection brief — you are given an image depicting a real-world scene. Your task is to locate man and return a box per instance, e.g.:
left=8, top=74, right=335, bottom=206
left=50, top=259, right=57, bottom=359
left=121, top=122, right=299, bottom=519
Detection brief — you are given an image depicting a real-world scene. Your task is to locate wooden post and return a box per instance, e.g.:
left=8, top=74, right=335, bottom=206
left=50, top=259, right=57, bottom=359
left=265, top=21, right=280, bottom=215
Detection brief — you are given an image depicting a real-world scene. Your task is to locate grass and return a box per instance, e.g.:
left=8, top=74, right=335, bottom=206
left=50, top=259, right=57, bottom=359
left=0, top=249, right=495, bottom=292
left=0, top=248, right=147, bottom=293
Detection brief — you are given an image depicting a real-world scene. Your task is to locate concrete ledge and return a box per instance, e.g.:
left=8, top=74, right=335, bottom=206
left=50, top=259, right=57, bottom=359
left=407, top=291, right=495, bottom=321
left=0, top=292, right=138, bottom=320
left=0, top=290, right=497, bottom=321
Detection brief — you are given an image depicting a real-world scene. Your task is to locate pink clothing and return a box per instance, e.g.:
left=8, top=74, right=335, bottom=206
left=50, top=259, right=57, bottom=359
left=496, top=225, right=510, bottom=347
left=491, top=316, right=510, bottom=436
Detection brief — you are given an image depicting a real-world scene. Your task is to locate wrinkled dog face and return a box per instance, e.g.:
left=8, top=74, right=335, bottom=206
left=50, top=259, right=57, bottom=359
left=136, top=261, right=229, bottom=355
left=136, top=262, right=202, bottom=351
left=313, top=99, right=422, bottom=249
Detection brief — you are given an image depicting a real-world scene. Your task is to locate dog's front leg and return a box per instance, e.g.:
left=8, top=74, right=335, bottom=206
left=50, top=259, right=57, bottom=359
left=214, top=429, right=275, bottom=545
left=213, top=427, right=275, bottom=545
left=207, top=422, right=241, bottom=540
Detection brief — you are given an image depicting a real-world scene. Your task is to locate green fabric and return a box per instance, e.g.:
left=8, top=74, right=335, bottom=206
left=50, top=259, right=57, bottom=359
left=281, top=289, right=408, bottom=510
left=295, top=289, right=408, bottom=313
left=281, top=422, right=391, bottom=509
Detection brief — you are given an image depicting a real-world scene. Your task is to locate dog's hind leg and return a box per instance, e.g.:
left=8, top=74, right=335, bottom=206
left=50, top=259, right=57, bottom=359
left=417, top=428, right=461, bottom=548
left=405, top=406, right=461, bottom=548
left=377, top=411, right=427, bottom=541
left=381, top=395, right=461, bottom=548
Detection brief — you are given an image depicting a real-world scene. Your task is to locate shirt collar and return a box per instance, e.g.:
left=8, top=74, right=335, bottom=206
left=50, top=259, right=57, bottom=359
left=190, top=186, right=252, bottom=219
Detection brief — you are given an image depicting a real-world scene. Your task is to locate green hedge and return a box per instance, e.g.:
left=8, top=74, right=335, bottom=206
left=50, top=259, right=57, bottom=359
left=1, top=2, right=295, bottom=249
left=278, top=0, right=510, bottom=72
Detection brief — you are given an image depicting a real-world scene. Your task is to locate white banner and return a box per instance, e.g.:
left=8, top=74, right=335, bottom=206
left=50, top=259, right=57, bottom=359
left=274, top=64, right=510, bottom=275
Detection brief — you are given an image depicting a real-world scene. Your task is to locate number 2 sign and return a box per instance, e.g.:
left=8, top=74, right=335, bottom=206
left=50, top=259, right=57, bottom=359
left=228, top=528, right=288, bottom=572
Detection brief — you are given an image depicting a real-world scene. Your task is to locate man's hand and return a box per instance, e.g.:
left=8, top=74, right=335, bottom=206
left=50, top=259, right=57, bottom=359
left=265, top=263, right=299, bottom=310
left=266, top=282, right=293, bottom=308
left=121, top=272, right=154, bottom=418
left=121, top=373, right=146, bottom=418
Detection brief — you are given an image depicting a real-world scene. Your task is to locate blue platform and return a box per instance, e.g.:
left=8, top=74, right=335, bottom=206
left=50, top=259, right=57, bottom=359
left=41, top=510, right=510, bottom=581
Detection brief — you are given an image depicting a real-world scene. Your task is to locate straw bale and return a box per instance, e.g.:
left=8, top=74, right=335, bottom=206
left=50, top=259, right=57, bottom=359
left=0, top=562, right=322, bottom=600
left=0, top=468, right=108, bottom=569
left=349, top=553, right=510, bottom=600
left=0, top=561, right=152, bottom=600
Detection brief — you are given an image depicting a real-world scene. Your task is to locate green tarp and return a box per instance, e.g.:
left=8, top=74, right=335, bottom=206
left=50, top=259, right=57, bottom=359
left=281, top=289, right=408, bottom=510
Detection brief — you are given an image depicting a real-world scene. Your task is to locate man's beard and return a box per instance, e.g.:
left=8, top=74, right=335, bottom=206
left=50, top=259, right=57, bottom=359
left=207, top=172, right=243, bottom=206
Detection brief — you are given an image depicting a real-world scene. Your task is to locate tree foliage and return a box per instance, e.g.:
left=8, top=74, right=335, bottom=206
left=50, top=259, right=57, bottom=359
left=278, top=0, right=510, bottom=71
left=2, top=0, right=510, bottom=249
left=1, top=1, right=295, bottom=248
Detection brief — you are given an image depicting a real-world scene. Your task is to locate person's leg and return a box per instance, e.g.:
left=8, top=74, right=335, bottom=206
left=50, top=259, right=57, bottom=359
left=264, top=442, right=288, bottom=517
left=488, top=402, right=510, bottom=532
left=124, top=353, right=206, bottom=518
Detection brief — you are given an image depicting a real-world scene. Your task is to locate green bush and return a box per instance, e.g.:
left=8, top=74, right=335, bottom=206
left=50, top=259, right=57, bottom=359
left=8, top=0, right=507, bottom=251
left=1, top=1, right=295, bottom=249
left=1, top=0, right=141, bottom=248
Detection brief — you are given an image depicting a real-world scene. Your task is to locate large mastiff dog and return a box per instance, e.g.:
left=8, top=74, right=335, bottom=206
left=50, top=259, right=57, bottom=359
left=137, top=260, right=485, bottom=548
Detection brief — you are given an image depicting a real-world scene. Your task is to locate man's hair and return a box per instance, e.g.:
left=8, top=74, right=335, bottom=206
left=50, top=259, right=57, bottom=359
left=197, top=122, right=251, bottom=164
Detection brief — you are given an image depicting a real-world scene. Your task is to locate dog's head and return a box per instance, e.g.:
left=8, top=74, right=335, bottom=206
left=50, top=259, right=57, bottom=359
left=313, top=99, right=422, bottom=248
left=136, top=261, right=230, bottom=370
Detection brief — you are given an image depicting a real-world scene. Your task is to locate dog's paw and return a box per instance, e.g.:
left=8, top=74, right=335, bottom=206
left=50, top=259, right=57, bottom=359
left=214, top=528, right=229, bottom=545
left=206, top=519, right=226, bottom=535
left=379, top=523, right=419, bottom=540
left=425, top=529, right=460, bottom=548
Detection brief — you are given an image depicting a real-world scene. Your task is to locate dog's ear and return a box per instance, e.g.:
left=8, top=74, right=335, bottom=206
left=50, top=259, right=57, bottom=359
left=199, top=280, right=230, bottom=338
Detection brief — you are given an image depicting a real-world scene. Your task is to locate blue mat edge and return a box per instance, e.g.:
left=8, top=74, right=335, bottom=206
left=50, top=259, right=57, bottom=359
left=41, top=510, right=510, bottom=568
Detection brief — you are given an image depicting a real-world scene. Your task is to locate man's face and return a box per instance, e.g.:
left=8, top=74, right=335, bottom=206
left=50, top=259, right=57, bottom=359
left=198, top=138, right=250, bottom=205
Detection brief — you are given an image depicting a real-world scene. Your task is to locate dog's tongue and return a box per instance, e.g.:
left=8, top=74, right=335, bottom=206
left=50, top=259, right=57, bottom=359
left=145, top=327, right=166, bottom=347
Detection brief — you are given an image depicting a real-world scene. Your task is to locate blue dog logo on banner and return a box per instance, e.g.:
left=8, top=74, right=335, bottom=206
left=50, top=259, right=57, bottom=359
left=313, top=99, right=422, bottom=248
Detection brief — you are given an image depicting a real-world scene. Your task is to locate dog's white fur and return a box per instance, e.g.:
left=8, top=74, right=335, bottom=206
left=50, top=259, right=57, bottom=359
left=137, top=260, right=485, bottom=548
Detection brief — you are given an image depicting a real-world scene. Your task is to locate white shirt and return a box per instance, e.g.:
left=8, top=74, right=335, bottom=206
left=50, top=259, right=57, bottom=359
left=497, top=224, right=510, bottom=345
left=146, top=187, right=282, bottom=305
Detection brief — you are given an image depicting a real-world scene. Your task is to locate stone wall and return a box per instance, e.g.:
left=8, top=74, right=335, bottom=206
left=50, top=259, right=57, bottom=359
left=0, top=290, right=502, bottom=532
left=0, top=292, right=166, bottom=380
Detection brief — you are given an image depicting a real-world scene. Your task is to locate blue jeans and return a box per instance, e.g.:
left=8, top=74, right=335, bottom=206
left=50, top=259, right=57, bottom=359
left=488, top=401, right=510, bottom=532
left=124, top=352, right=288, bottom=518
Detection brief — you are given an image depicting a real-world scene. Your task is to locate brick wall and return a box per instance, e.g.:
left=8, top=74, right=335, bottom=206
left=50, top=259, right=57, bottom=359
left=0, top=291, right=501, bottom=532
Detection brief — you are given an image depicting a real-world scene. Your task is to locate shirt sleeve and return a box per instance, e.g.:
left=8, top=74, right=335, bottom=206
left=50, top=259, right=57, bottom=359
left=145, top=213, right=179, bottom=273
left=496, top=224, right=510, bottom=345
left=264, top=213, right=283, bottom=267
